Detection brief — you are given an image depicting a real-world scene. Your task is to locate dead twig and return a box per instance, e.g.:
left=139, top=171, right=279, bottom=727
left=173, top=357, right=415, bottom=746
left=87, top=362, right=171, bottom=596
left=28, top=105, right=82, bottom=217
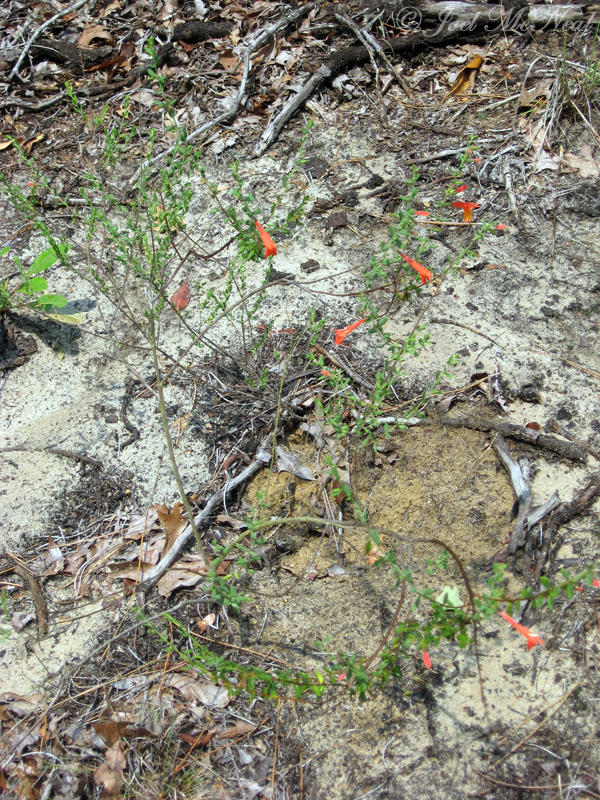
left=492, top=433, right=532, bottom=553
left=9, top=0, right=93, bottom=81
left=137, top=434, right=274, bottom=590
left=440, top=413, right=588, bottom=462
left=128, top=2, right=317, bottom=186
left=0, top=445, right=102, bottom=468
left=2, top=552, right=48, bottom=635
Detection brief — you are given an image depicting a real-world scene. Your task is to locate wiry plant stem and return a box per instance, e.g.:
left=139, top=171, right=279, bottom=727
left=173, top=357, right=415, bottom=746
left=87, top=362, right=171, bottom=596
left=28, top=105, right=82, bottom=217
left=147, top=308, right=207, bottom=559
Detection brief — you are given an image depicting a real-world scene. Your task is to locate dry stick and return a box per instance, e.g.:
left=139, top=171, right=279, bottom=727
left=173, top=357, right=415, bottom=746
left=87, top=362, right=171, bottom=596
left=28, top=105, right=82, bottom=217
left=137, top=435, right=274, bottom=590
left=127, top=2, right=317, bottom=186
left=0, top=94, right=63, bottom=111
left=3, top=552, right=48, bottom=636
left=526, top=345, right=600, bottom=381
left=334, top=11, right=381, bottom=90
left=363, top=581, right=406, bottom=672
left=440, top=413, right=588, bottom=463
left=489, top=680, right=582, bottom=770
left=335, top=11, right=413, bottom=97
left=147, top=311, right=206, bottom=561
left=0, top=444, right=102, bottom=468
left=430, top=317, right=500, bottom=345
left=492, top=433, right=532, bottom=554
left=541, top=472, right=600, bottom=579
left=8, top=0, right=92, bottom=81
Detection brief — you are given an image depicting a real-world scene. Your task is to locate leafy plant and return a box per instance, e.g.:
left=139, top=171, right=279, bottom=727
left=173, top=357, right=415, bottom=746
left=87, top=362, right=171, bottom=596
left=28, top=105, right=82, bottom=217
left=0, top=242, right=71, bottom=316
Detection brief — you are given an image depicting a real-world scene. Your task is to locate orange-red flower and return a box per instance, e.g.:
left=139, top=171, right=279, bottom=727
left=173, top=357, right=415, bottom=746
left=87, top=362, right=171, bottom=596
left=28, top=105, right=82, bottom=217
left=455, top=184, right=467, bottom=193
left=422, top=650, right=432, bottom=669
left=496, top=223, right=507, bottom=231
left=401, top=253, right=433, bottom=285
left=451, top=201, right=479, bottom=223
left=255, top=220, right=277, bottom=257
left=334, top=318, right=366, bottom=346
left=170, top=278, right=190, bottom=311
left=500, top=611, right=544, bottom=651
left=415, top=210, right=430, bottom=217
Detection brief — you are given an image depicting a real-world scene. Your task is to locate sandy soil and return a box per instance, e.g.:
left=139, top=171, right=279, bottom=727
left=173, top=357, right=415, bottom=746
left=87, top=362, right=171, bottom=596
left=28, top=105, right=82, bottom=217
left=1, top=9, right=599, bottom=799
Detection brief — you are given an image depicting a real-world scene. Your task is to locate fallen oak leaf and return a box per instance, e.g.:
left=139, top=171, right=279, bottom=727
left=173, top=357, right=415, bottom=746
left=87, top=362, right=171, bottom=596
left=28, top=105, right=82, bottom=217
left=153, top=502, right=187, bottom=557
left=157, top=554, right=209, bottom=597
left=163, top=673, right=230, bottom=707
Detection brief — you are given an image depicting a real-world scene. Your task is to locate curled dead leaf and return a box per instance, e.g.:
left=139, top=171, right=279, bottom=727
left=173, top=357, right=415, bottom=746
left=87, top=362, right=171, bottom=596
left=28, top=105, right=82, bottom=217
left=444, top=54, right=483, bottom=100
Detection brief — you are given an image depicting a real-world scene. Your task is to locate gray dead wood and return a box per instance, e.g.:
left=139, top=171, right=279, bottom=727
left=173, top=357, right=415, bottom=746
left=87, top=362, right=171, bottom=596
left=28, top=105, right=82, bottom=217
left=137, top=435, right=273, bottom=590
left=440, top=414, right=587, bottom=462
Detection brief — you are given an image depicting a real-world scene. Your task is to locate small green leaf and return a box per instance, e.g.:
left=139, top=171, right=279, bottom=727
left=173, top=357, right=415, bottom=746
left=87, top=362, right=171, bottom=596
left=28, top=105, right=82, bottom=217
left=18, top=276, right=47, bottom=293
left=27, top=244, right=69, bottom=276
left=436, top=586, right=462, bottom=607
left=36, top=293, right=68, bottom=308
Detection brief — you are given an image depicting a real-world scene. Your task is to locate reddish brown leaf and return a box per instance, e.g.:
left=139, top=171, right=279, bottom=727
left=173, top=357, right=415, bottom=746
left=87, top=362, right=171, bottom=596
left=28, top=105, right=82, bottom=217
left=170, top=278, right=190, bottom=311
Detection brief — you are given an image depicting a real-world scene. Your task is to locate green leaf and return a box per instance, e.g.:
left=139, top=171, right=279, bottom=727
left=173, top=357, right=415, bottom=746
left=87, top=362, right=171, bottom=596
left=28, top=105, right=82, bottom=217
left=36, top=293, right=68, bottom=308
left=27, top=244, right=69, bottom=276
left=18, top=276, right=47, bottom=293
left=436, top=585, right=462, bottom=608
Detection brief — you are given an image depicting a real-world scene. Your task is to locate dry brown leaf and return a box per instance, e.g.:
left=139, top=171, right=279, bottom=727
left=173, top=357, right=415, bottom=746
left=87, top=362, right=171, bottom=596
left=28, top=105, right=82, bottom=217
left=215, top=513, right=247, bottom=529
left=163, top=673, right=230, bottom=707
left=100, top=0, right=122, bottom=16
left=94, top=741, right=125, bottom=797
left=153, top=502, right=187, bottom=556
left=217, top=721, right=255, bottom=739
left=519, top=77, right=553, bottom=109
left=169, top=278, right=190, bottom=311
left=156, top=554, right=208, bottom=596
left=78, top=24, right=113, bottom=47
left=275, top=445, right=314, bottom=480
left=444, top=54, right=483, bottom=101
left=218, top=51, right=242, bottom=74
left=562, top=144, right=600, bottom=177
left=196, top=612, right=217, bottom=632
left=172, top=411, right=192, bottom=440
left=93, top=718, right=158, bottom=746
left=109, top=561, right=157, bottom=581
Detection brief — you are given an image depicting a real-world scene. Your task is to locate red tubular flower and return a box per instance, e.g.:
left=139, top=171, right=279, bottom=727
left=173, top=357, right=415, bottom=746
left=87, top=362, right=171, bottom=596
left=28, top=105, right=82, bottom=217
left=401, top=253, right=433, bottom=285
left=415, top=210, right=430, bottom=217
left=422, top=650, right=432, bottom=669
left=334, top=318, right=366, bottom=346
left=455, top=184, right=467, bottom=193
left=451, top=201, right=479, bottom=222
left=255, top=220, right=277, bottom=257
left=500, top=611, right=544, bottom=651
